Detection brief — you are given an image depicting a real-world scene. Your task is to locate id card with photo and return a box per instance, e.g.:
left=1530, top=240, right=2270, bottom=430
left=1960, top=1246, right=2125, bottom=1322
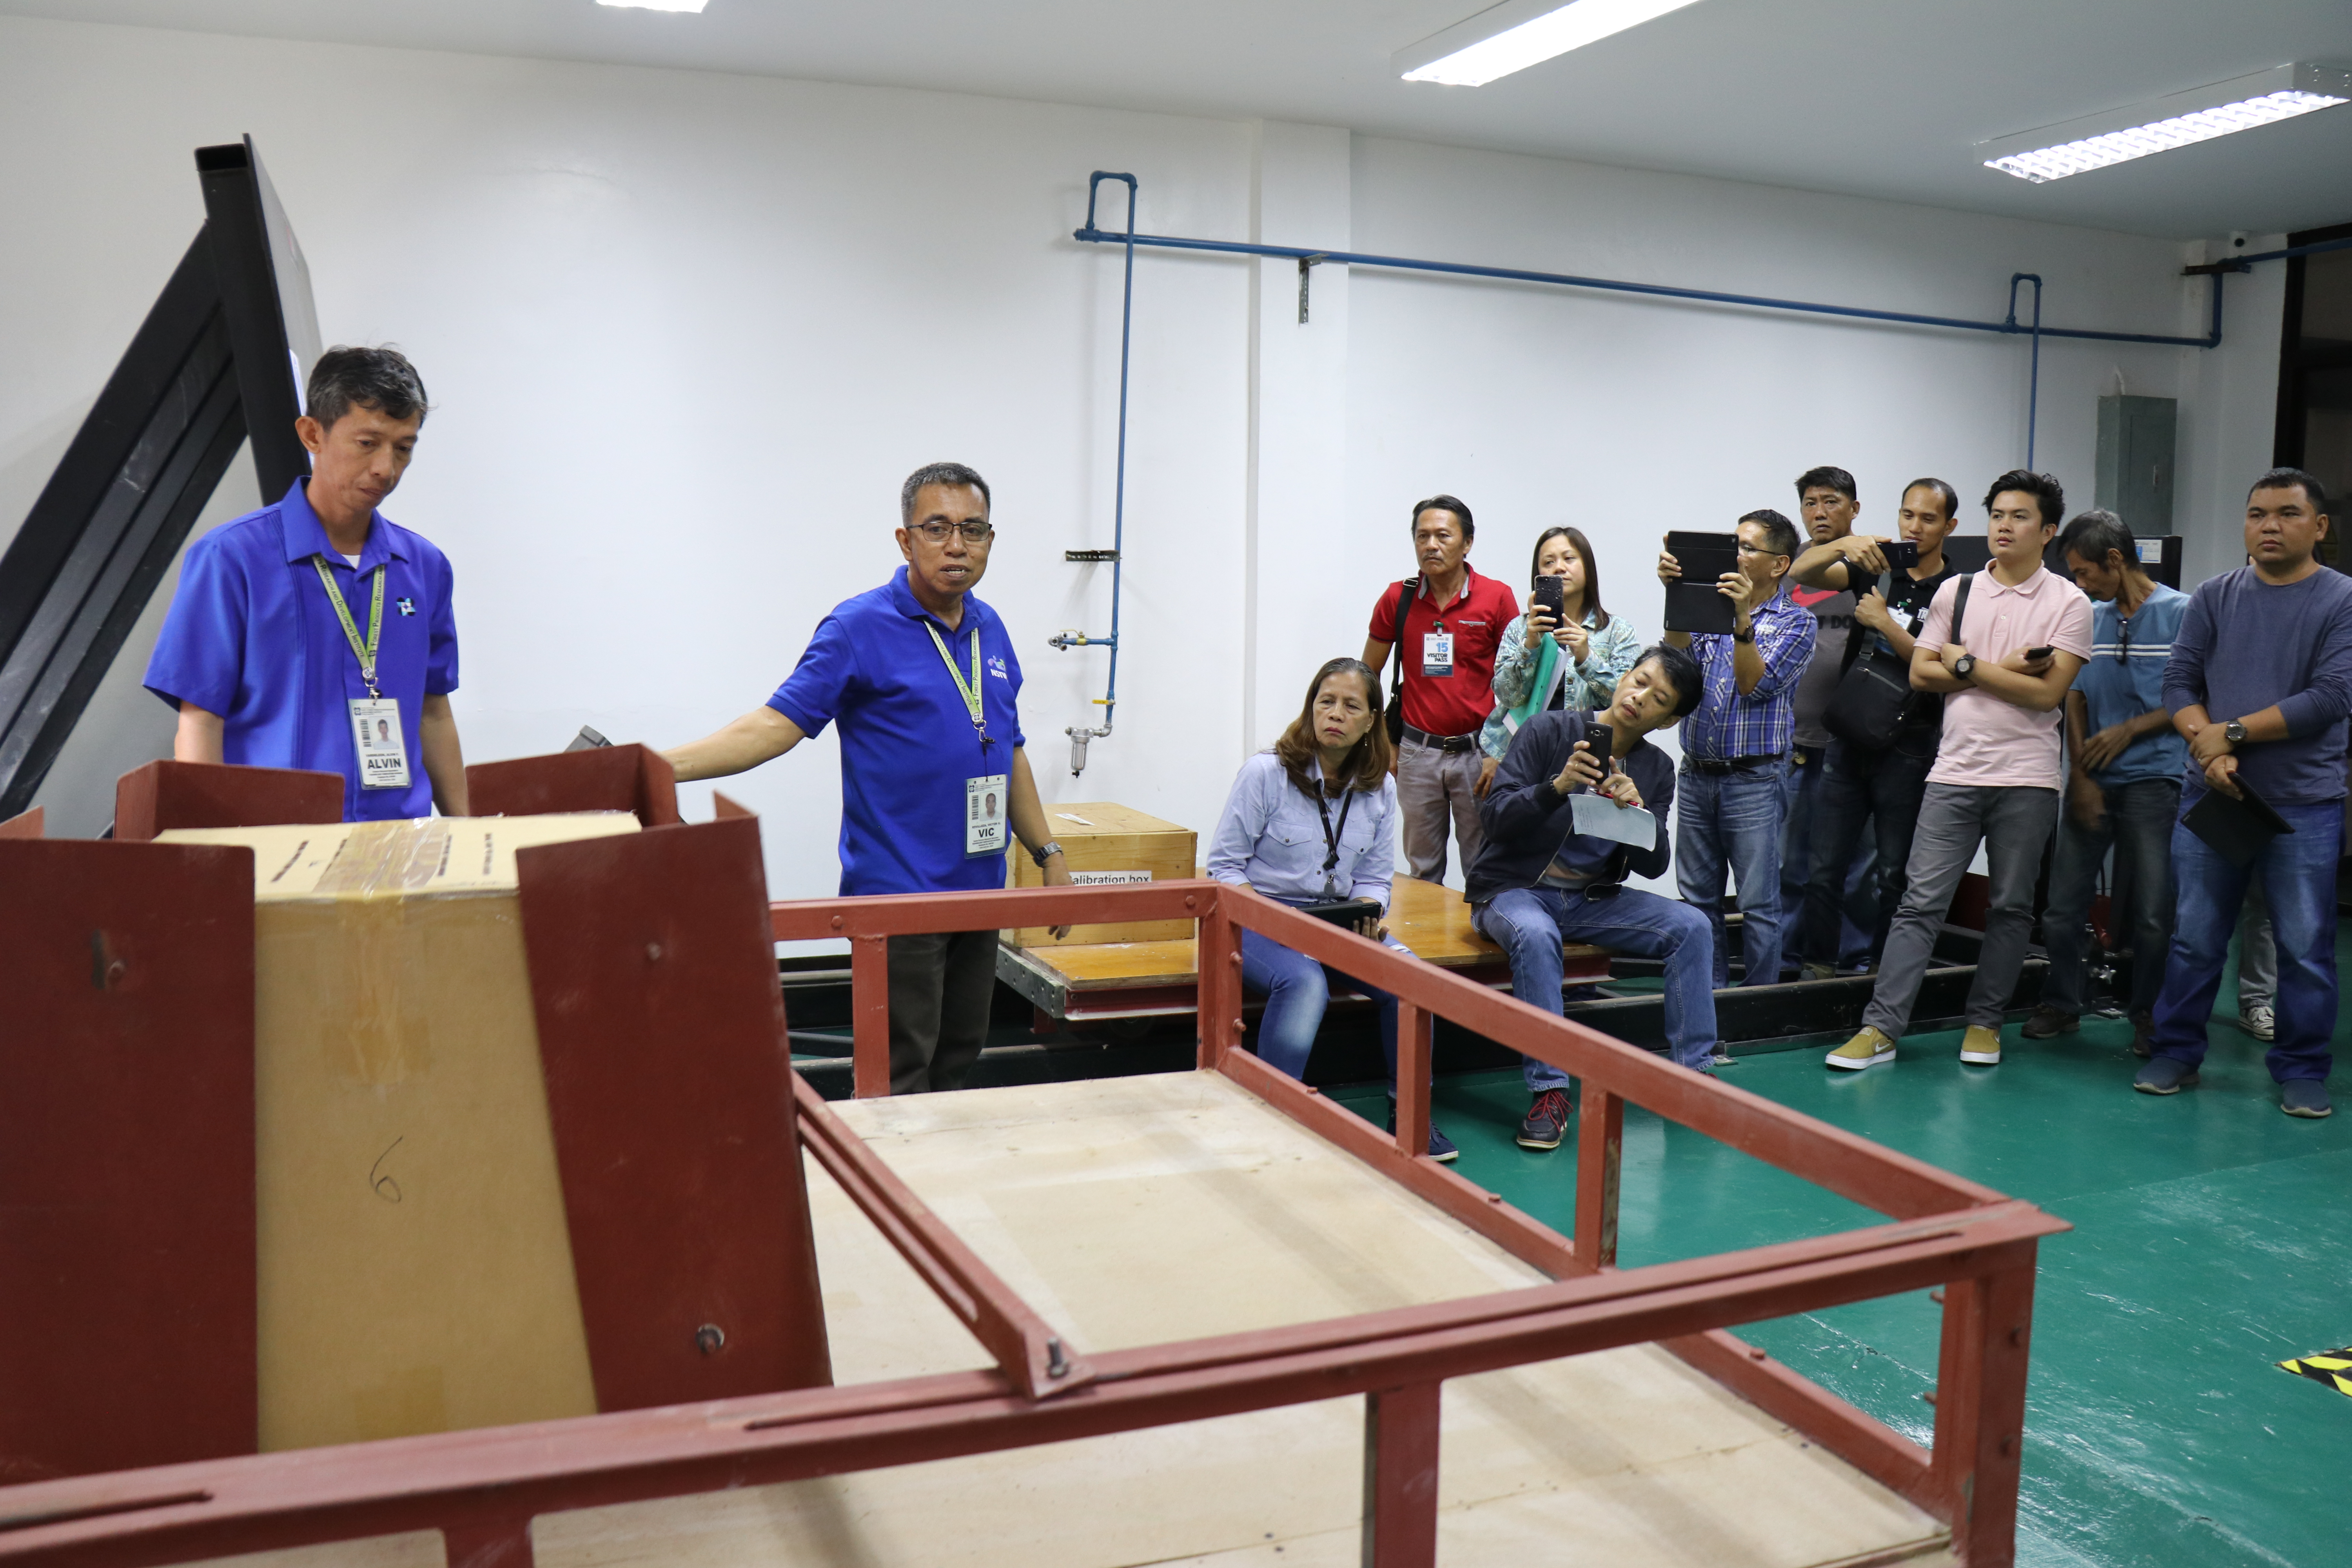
left=1421, top=630, right=1454, bottom=677
left=349, top=698, right=411, bottom=790
left=965, top=772, right=1009, bottom=857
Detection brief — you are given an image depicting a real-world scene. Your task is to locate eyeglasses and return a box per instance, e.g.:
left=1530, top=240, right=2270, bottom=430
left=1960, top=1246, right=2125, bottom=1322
left=2115, top=617, right=2131, bottom=664
left=1733, top=541, right=1789, bottom=560
left=910, top=521, right=995, bottom=544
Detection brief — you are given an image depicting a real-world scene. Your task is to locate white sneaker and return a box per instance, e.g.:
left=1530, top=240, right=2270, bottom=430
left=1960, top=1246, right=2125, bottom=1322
left=2241, top=1004, right=2276, bottom=1042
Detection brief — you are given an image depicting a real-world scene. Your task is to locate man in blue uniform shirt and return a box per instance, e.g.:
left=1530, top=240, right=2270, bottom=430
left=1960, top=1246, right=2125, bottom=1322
left=666, top=462, right=1073, bottom=1093
left=144, top=346, right=466, bottom=821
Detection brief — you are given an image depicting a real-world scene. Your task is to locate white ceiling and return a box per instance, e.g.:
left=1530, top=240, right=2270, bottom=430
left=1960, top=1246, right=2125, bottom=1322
left=11, top=0, right=2352, bottom=239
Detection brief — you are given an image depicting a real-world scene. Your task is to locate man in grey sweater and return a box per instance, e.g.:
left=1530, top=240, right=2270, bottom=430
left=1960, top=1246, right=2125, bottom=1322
left=2138, top=469, right=2352, bottom=1117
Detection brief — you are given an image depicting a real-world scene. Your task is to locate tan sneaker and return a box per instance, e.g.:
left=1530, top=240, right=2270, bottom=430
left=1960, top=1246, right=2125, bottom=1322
left=1826, top=1027, right=1896, bottom=1070
left=1959, top=1026, right=2003, bottom=1065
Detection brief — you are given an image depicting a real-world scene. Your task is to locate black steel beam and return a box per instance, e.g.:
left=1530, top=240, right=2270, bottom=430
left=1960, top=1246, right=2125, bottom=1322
left=0, top=140, right=318, bottom=817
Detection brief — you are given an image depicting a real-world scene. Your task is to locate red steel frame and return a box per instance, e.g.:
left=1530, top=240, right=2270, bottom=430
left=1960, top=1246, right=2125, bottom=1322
left=0, top=880, right=2062, bottom=1568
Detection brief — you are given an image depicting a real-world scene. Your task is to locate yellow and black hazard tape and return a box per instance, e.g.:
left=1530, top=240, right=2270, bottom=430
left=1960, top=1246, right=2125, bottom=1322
left=2277, top=1347, right=2352, bottom=1397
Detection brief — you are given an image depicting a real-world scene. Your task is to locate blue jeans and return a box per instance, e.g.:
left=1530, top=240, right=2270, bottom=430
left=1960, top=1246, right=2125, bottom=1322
left=1239, top=927, right=1403, bottom=1084
left=1780, top=747, right=1876, bottom=972
left=1675, top=759, right=1792, bottom=987
left=2043, top=777, right=2180, bottom=1018
left=1473, top=885, right=1718, bottom=1081
left=2151, top=799, right=2341, bottom=1083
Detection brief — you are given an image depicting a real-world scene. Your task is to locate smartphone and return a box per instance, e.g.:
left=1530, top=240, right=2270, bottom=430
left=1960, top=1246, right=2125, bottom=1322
left=1582, top=724, right=1614, bottom=767
left=2024, top=645, right=2054, bottom=661
left=1532, top=575, right=1567, bottom=617
left=1881, top=539, right=1920, bottom=572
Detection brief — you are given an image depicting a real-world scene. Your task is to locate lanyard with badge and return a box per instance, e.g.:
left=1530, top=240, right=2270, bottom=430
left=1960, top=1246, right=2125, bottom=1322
left=311, top=556, right=410, bottom=791
left=1421, top=584, right=1455, bottom=678
left=926, top=620, right=1007, bottom=858
left=1313, top=782, right=1355, bottom=897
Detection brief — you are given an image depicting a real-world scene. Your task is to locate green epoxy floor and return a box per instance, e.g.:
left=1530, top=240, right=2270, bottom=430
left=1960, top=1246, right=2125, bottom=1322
left=1334, top=951, right=2351, bottom=1568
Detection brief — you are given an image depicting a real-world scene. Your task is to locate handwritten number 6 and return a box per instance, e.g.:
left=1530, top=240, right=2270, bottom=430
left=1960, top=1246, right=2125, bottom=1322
left=370, top=1136, right=405, bottom=1204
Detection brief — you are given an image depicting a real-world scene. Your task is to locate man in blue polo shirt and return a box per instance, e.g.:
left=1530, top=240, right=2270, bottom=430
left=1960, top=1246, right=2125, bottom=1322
left=2026, top=510, right=2186, bottom=1053
left=144, top=347, right=467, bottom=821
left=665, top=462, right=1073, bottom=1094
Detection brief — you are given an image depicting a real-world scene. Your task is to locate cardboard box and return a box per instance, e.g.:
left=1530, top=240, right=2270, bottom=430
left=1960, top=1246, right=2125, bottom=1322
left=1006, top=802, right=1197, bottom=947
left=156, top=813, right=637, bottom=1451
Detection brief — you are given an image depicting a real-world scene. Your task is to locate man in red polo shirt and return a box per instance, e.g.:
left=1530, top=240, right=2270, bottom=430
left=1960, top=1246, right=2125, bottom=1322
left=1361, top=494, right=1520, bottom=884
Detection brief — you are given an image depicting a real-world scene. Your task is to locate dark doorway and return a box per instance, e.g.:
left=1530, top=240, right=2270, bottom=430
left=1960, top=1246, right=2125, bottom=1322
left=2275, top=219, right=2352, bottom=540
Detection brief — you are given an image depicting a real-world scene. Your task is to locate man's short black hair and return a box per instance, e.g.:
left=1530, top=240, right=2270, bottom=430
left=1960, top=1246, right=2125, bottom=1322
left=1410, top=494, right=1474, bottom=539
left=1902, top=477, right=1960, bottom=519
left=2056, top=509, right=2135, bottom=571
left=1635, top=643, right=1705, bottom=719
left=1794, top=466, right=1857, bottom=503
left=305, top=346, right=428, bottom=431
left=900, top=462, right=991, bottom=524
left=2248, top=466, right=2330, bottom=513
left=1983, top=469, right=2065, bottom=529
left=1737, top=508, right=1802, bottom=560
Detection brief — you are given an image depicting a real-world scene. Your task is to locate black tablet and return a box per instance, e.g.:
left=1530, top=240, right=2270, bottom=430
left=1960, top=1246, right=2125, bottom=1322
left=1664, top=530, right=1740, bottom=635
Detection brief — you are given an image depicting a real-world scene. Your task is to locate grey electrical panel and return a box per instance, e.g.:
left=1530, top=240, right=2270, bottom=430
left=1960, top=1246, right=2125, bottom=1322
left=2096, top=394, right=2176, bottom=535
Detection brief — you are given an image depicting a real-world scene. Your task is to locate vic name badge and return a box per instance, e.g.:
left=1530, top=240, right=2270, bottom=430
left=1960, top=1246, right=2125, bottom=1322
left=349, top=698, right=411, bottom=790
left=1421, top=630, right=1455, bottom=678
left=965, top=772, right=1009, bottom=857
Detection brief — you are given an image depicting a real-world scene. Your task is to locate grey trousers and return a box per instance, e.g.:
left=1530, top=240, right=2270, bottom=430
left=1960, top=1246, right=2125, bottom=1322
left=2238, top=876, right=2276, bottom=1009
left=1397, top=736, right=1487, bottom=884
left=886, top=929, right=998, bottom=1094
left=1863, top=783, right=2059, bottom=1038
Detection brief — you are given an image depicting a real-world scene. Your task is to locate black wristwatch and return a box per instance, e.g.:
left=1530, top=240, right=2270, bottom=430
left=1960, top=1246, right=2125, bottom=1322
left=1031, top=840, right=1065, bottom=867
left=1952, top=653, right=1978, bottom=681
left=1731, top=626, right=1755, bottom=644
left=2223, top=720, right=2249, bottom=745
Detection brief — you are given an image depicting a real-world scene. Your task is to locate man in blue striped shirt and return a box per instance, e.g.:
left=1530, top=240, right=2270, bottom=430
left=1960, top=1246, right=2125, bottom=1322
left=1659, top=509, right=1817, bottom=990
left=2027, top=512, right=2187, bottom=1052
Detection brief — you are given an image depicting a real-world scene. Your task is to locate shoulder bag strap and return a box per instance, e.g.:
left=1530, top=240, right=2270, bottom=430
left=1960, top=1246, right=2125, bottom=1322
left=1951, top=572, right=1973, bottom=645
left=1388, top=576, right=1418, bottom=688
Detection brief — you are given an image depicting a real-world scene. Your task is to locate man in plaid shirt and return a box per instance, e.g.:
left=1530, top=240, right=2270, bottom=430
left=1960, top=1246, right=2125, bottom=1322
left=1660, top=509, right=1817, bottom=995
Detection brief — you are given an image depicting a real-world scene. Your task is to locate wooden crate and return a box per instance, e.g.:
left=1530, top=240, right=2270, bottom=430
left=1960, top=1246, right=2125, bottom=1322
left=1005, top=801, right=1196, bottom=948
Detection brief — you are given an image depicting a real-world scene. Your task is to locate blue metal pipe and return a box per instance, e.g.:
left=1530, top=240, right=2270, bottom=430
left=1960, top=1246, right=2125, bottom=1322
left=2189, top=232, right=2352, bottom=272
left=1057, top=172, right=1138, bottom=775
left=1071, top=221, right=2228, bottom=350
left=2006, top=274, right=2043, bottom=468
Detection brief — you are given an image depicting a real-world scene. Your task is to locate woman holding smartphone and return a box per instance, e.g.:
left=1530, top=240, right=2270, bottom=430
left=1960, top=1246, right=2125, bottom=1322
left=1479, top=526, right=1644, bottom=793
left=1207, top=657, right=1454, bottom=1160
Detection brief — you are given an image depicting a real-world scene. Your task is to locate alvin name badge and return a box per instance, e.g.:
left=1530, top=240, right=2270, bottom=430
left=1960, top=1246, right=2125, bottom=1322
left=349, top=698, right=411, bottom=790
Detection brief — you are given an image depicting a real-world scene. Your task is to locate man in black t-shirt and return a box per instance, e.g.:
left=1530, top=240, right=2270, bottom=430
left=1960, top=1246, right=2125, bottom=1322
left=1782, top=466, right=1874, bottom=977
left=1786, top=477, right=1965, bottom=976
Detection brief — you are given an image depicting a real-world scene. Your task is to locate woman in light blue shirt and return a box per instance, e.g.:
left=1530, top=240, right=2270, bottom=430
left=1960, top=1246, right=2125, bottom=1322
left=1207, top=657, right=1453, bottom=1160
left=1479, top=526, right=1644, bottom=778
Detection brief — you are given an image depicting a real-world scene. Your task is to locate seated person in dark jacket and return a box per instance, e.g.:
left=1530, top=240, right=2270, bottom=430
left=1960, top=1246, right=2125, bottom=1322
left=1469, top=644, right=1715, bottom=1153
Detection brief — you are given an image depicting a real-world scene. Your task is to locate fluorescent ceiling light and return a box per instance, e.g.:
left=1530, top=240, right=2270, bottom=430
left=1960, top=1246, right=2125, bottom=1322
left=596, top=0, right=707, bottom=12
left=1395, top=0, right=1705, bottom=87
left=1980, top=62, right=2351, bottom=183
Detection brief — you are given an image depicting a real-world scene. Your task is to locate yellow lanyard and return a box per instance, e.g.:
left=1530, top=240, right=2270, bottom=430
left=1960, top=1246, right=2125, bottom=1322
left=923, top=621, right=990, bottom=748
left=310, top=555, right=385, bottom=699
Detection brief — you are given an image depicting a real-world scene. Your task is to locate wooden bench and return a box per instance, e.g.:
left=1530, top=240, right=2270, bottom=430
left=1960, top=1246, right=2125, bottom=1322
left=998, top=875, right=1611, bottom=1026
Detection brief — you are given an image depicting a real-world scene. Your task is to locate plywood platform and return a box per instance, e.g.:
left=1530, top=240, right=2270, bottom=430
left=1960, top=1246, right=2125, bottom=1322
left=998, top=876, right=1613, bottom=1023
left=175, top=1073, right=1949, bottom=1568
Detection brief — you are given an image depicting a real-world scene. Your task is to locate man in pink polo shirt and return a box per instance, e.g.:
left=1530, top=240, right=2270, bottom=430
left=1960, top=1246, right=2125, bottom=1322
left=1828, top=469, right=2092, bottom=1070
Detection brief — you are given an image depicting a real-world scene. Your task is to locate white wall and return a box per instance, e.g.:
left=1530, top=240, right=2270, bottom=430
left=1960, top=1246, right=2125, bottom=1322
left=0, top=14, right=2287, bottom=897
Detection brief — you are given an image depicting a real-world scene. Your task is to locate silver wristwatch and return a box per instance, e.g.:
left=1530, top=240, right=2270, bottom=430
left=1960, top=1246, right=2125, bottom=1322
left=1031, top=840, right=1065, bottom=867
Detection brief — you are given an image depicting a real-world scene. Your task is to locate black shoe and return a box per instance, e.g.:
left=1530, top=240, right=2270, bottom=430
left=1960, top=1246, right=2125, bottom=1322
left=1515, top=1091, right=1571, bottom=1152
left=1517, top=1088, right=1572, bottom=1150
left=2020, top=1006, right=2078, bottom=1040
left=2134, top=1058, right=2199, bottom=1095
